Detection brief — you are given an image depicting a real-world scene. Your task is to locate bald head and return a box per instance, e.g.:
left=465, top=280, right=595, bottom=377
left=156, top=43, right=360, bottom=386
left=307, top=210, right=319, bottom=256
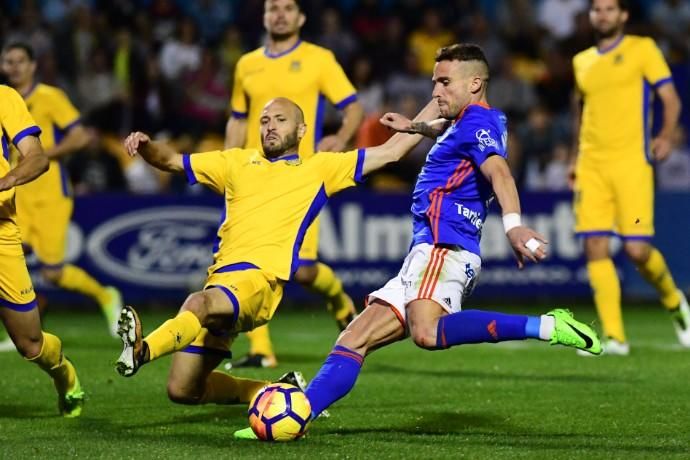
left=260, top=98, right=307, bottom=158
left=264, top=97, right=305, bottom=124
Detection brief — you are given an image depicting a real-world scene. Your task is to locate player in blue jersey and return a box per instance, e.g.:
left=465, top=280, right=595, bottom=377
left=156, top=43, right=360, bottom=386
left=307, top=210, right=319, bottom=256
left=235, top=44, right=602, bottom=438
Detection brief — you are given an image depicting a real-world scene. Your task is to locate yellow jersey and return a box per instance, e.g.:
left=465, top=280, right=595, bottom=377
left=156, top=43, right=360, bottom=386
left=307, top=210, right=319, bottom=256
left=17, top=83, right=80, bottom=198
left=0, top=85, right=41, bottom=246
left=183, top=147, right=365, bottom=280
left=230, top=40, right=357, bottom=157
left=573, top=35, right=673, bottom=163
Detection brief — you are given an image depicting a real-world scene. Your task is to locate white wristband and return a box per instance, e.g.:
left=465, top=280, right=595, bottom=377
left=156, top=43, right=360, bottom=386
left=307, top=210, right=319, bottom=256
left=502, top=213, right=521, bottom=234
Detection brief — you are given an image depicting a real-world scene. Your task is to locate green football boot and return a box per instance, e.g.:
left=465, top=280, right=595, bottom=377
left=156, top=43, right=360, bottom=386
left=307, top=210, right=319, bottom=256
left=547, top=308, right=602, bottom=355
left=59, top=360, right=85, bottom=418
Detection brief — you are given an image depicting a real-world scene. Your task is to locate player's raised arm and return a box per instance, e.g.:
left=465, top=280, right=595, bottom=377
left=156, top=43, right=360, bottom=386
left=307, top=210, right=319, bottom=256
left=479, top=155, right=547, bottom=268
left=360, top=100, right=442, bottom=176
left=124, top=131, right=184, bottom=173
left=0, top=135, right=49, bottom=191
left=380, top=111, right=449, bottom=138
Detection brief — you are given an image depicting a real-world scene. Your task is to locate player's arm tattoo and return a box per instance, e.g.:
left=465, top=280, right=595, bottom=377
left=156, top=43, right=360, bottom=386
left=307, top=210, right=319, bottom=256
left=409, top=121, right=446, bottom=138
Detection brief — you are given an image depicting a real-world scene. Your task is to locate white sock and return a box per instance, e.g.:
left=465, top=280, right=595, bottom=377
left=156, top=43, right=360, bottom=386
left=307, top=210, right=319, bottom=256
left=539, top=315, right=555, bottom=340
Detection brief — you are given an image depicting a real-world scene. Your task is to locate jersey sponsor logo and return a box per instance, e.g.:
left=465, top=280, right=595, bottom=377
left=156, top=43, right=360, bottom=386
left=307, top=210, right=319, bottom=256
left=454, top=203, right=483, bottom=230
left=86, top=207, right=217, bottom=288
left=475, top=129, right=498, bottom=152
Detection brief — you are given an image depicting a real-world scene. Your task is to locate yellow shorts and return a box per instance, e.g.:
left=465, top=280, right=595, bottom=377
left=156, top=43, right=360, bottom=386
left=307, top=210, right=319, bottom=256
left=185, top=266, right=284, bottom=357
left=15, top=192, right=73, bottom=267
left=574, top=158, right=654, bottom=239
left=297, top=217, right=319, bottom=265
left=0, top=242, right=38, bottom=311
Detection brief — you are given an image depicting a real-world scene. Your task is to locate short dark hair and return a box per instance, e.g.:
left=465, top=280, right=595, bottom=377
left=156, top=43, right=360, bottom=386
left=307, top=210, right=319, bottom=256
left=435, top=44, right=488, bottom=68
left=2, top=42, right=35, bottom=61
left=589, top=0, right=629, bottom=11
left=265, top=0, right=302, bottom=12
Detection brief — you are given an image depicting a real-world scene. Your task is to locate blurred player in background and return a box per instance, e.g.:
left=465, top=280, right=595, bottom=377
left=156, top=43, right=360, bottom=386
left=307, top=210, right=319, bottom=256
left=0, top=84, right=84, bottom=417
left=570, top=0, right=689, bottom=355
left=224, top=0, right=364, bottom=368
left=114, top=97, right=437, bottom=411
left=0, top=43, right=123, bottom=350
left=234, top=44, right=602, bottom=440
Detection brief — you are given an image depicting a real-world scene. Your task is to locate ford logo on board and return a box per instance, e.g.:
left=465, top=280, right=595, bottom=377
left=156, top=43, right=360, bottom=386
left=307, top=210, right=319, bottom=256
left=86, top=207, right=220, bottom=287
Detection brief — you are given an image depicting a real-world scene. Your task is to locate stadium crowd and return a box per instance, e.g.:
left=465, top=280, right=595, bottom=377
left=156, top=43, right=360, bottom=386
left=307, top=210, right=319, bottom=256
left=1, top=0, right=689, bottom=193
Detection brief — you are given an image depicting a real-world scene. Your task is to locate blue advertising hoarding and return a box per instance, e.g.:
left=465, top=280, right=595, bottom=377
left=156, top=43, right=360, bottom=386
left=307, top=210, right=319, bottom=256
left=26, top=191, right=689, bottom=305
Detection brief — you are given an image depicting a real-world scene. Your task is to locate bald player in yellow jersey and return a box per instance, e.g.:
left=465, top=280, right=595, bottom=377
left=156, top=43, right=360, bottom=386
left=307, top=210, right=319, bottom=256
left=1, top=43, right=123, bottom=342
left=0, top=84, right=84, bottom=416
left=571, top=0, right=690, bottom=355
left=114, top=97, right=438, bottom=410
left=225, top=0, right=365, bottom=368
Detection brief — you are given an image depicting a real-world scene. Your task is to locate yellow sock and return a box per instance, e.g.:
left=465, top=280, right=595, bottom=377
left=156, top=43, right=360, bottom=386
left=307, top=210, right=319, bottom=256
left=57, top=264, right=110, bottom=306
left=27, top=332, right=76, bottom=395
left=144, top=311, right=202, bottom=361
left=637, top=248, right=681, bottom=309
left=200, top=370, right=268, bottom=404
left=310, top=262, right=353, bottom=321
left=246, top=324, right=274, bottom=356
left=587, top=259, right=624, bottom=342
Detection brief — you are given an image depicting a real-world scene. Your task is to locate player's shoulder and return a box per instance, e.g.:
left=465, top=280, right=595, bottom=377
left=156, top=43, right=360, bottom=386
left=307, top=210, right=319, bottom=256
left=624, top=34, right=656, bottom=48
left=462, top=105, right=506, bottom=129
left=236, top=47, right=267, bottom=66
left=0, top=84, right=19, bottom=98
left=32, top=83, right=70, bottom=101
left=297, top=41, right=337, bottom=62
left=573, top=45, right=597, bottom=64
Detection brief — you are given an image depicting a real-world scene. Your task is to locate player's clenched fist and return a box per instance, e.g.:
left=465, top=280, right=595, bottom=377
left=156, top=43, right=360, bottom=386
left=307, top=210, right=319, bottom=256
left=124, top=132, right=151, bottom=156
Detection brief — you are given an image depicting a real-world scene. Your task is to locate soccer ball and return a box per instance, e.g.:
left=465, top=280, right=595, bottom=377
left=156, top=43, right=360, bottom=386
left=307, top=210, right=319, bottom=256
left=248, top=383, right=312, bottom=441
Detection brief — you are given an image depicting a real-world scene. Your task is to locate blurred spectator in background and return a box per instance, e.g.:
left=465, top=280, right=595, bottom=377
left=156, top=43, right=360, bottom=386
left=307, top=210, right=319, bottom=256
left=316, top=7, right=357, bottom=69
left=538, top=0, right=587, bottom=40
left=488, top=55, right=538, bottom=122
left=349, top=54, right=384, bottom=115
left=69, top=127, right=127, bottom=195
left=408, top=8, right=455, bottom=75
left=386, top=50, right=429, bottom=115
left=0, top=0, right=687, bottom=195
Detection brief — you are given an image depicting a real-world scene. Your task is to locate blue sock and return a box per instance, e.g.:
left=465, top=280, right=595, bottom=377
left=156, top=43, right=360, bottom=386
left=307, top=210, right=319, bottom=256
left=436, top=310, right=542, bottom=348
left=305, top=345, right=363, bottom=419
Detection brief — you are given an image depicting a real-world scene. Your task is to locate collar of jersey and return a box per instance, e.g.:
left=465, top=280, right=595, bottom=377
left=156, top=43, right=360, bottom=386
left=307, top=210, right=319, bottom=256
left=22, top=81, right=39, bottom=99
left=597, top=34, right=624, bottom=55
left=454, top=101, right=491, bottom=123
left=265, top=153, right=299, bottom=162
left=264, top=39, right=303, bottom=59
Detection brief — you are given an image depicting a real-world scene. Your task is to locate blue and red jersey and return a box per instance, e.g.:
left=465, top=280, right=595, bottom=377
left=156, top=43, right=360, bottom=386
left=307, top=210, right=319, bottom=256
left=410, top=103, right=508, bottom=257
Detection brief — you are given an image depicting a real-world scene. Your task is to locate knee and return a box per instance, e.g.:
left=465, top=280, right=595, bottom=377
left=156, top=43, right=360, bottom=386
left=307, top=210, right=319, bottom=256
left=293, top=264, right=317, bottom=286
left=41, top=267, right=63, bottom=284
left=410, top=325, right=438, bottom=350
left=180, top=292, right=210, bottom=323
left=14, top=333, right=43, bottom=359
left=624, top=243, right=650, bottom=265
left=166, top=381, right=202, bottom=405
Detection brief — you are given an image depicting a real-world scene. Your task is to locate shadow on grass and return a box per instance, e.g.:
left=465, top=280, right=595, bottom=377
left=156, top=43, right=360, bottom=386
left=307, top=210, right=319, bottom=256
left=366, top=363, right=631, bottom=384
left=0, top=403, right=55, bottom=419
left=318, top=411, right=687, bottom=455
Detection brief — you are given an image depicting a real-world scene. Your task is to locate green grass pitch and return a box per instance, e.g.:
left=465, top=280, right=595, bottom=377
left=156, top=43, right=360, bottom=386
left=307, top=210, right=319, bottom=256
left=0, top=304, right=688, bottom=459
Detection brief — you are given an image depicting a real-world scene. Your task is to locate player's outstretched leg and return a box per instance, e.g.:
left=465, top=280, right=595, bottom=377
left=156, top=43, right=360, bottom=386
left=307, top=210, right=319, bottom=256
left=425, top=305, right=601, bottom=355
